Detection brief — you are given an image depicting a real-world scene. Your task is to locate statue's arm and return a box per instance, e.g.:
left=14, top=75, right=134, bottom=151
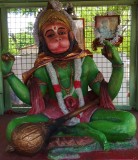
left=1, top=53, right=31, bottom=104
left=86, top=41, right=123, bottom=100
left=83, top=56, right=101, bottom=95
left=102, top=41, right=123, bottom=100
left=33, top=66, right=48, bottom=96
left=6, top=74, right=31, bottom=104
left=1, top=53, right=48, bottom=105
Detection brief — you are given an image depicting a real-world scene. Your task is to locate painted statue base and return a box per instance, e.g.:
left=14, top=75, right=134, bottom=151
left=48, top=138, right=137, bottom=160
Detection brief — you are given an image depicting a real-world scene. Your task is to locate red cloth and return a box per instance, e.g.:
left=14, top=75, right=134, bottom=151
left=43, top=96, right=98, bottom=124
left=99, top=80, right=115, bottom=110
left=27, top=77, right=45, bottom=115
left=27, top=78, right=114, bottom=122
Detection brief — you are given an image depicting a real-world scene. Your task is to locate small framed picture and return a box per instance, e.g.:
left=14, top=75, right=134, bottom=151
left=92, top=15, right=123, bottom=50
left=74, top=18, right=85, bottom=50
left=95, top=15, right=120, bottom=39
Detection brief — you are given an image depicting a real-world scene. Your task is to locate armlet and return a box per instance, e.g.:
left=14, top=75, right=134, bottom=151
left=37, top=79, right=47, bottom=86
left=89, top=72, right=104, bottom=88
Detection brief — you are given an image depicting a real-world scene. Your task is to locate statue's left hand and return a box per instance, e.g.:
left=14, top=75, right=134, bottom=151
left=1, top=52, right=15, bottom=75
left=102, top=40, right=122, bottom=64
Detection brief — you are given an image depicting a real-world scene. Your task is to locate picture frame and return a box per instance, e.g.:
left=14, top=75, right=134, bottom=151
left=73, top=18, right=85, bottom=50
left=92, top=15, right=123, bottom=50
left=95, top=15, right=120, bottom=39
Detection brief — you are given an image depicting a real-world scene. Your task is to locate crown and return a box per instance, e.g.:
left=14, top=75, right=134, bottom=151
left=38, top=9, right=72, bottom=32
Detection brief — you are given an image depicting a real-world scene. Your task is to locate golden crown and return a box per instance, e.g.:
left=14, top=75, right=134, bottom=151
left=38, top=9, right=72, bottom=32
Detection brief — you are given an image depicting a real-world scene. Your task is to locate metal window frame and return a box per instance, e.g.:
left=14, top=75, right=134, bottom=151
left=129, top=4, right=138, bottom=110
left=0, top=8, right=12, bottom=114
left=0, top=1, right=138, bottom=115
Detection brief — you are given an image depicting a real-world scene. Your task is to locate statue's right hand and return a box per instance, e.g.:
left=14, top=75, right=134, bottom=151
left=1, top=52, right=15, bottom=75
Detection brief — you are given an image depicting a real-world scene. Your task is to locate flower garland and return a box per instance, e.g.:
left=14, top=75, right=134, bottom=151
left=74, top=58, right=85, bottom=107
left=92, top=24, right=123, bottom=51
left=94, top=24, right=122, bottom=45
left=46, top=58, right=85, bottom=125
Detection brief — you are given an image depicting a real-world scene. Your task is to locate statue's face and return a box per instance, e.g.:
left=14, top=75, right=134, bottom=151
left=43, top=23, right=70, bottom=54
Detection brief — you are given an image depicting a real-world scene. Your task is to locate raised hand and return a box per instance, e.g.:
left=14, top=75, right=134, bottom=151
left=1, top=52, right=15, bottom=75
left=101, top=40, right=123, bottom=65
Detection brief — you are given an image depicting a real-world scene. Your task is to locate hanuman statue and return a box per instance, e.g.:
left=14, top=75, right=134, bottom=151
left=1, top=0, right=136, bottom=156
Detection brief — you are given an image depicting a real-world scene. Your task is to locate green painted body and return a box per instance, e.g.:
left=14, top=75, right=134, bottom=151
left=2, top=41, right=137, bottom=151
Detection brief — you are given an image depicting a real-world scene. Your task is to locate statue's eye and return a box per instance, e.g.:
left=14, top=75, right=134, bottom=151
left=46, top=33, right=55, bottom=38
left=58, top=29, right=67, bottom=35
left=58, top=31, right=66, bottom=35
left=45, top=30, right=55, bottom=38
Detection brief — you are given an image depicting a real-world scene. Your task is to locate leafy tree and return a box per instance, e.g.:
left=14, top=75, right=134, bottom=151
left=8, top=10, right=35, bottom=55
left=9, top=32, right=35, bottom=55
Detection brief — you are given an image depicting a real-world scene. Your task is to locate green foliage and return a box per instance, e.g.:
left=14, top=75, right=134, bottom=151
left=9, top=32, right=34, bottom=55
left=8, top=8, right=39, bottom=16
left=8, top=10, right=35, bottom=55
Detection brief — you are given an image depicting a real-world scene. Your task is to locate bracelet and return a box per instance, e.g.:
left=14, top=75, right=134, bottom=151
left=3, top=72, right=14, bottom=79
left=112, top=63, right=124, bottom=68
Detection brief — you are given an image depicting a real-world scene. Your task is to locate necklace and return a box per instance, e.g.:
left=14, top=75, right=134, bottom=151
left=46, top=58, right=85, bottom=117
left=55, top=63, right=74, bottom=95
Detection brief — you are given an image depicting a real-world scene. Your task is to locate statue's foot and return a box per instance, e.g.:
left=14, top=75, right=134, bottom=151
left=103, top=141, right=110, bottom=151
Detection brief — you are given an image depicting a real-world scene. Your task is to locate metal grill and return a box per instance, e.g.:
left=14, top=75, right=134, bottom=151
left=8, top=5, right=131, bottom=107
left=75, top=6, right=131, bottom=107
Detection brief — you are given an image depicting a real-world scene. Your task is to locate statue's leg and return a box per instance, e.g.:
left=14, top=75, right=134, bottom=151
left=6, top=114, right=49, bottom=142
left=57, top=109, right=136, bottom=150
left=90, top=109, right=137, bottom=142
left=57, top=122, right=110, bottom=150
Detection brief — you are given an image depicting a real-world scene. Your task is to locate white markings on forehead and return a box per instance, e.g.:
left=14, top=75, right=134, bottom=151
left=43, top=24, right=67, bottom=36
left=52, top=25, right=58, bottom=33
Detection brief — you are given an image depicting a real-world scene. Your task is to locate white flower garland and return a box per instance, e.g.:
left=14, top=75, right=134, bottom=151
left=46, top=62, right=69, bottom=115
left=110, top=25, right=122, bottom=44
left=94, top=24, right=122, bottom=45
left=74, top=58, right=85, bottom=107
left=46, top=58, right=85, bottom=125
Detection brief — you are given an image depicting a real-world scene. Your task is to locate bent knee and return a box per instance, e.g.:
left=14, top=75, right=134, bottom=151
left=6, top=117, right=21, bottom=141
left=122, top=112, right=137, bottom=137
